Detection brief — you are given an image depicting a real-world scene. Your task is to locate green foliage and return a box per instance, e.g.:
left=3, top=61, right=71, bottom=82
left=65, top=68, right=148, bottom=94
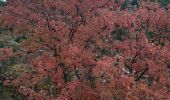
left=101, top=47, right=111, bottom=56
left=33, top=76, right=53, bottom=92
left=146, top=31, right=154, bottom=39
left=1, top=56, right=18, bottom=66
left=131, top=0, right=140, bottom=7
left=0, top=1, right=6, bottom=7
left=94, top=47, right=115, bottom=60
left=145, top=0, right=170, bottom=7
left=114, top=58, right=120, bottom=67
left=121, top=0, right=140, bottom=10
left=15, top=35, right=27, bottom=43
left=158, top=0, right=170, bottom=7
left=0, top=43, right=5, bottom=48
left=0, top=26, right=27, bottom=99
left=5, top=64, right=31, bottom=78
left=0, top=33, right=20, bottom=52
left=0, top=85, right=26, bottom=100
left=0, top=27, right=13, bottom=34
left=145, top=77, right=154, bottom=86
left=63, top=71, right=75, bottom=82
left=33, top=76, right=59, bottom=96
left=121, top=0, right=129, bottom=10
left=29, top=19, right=37, bottom=26
left=110, top=28, right=128, bottom=41
left=87, top=73, right=96, bottom=88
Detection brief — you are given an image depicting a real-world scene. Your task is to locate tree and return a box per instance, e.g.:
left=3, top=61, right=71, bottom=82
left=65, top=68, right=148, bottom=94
left=1, top=0, right=170, bottom=99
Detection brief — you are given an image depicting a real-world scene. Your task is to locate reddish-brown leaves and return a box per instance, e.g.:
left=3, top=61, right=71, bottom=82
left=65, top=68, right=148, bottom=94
left=1, top=0, right=170, bottom=99
left=0, top=48, right=13, bottom=62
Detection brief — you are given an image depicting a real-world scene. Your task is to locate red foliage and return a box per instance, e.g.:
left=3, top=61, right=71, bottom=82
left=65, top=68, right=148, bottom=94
left=0, top=48, right=13, bottom=62
left=1, top=0, right=170, bottom=99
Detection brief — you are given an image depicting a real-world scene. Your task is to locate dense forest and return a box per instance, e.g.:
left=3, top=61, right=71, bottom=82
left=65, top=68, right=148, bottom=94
left=0, top=0, right=170, bottom=100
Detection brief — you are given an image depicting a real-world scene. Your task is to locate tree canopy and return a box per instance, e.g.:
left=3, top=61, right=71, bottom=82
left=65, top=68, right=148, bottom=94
left=0, top=0, right=170, bottom=99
